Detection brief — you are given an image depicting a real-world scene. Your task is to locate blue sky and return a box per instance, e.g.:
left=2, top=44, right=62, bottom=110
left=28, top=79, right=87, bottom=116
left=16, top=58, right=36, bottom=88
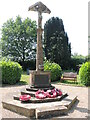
left=0, top=0, right=88, bottom=56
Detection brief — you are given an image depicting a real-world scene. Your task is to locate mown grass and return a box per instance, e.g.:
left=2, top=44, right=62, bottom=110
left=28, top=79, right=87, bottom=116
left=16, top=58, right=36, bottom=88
left=19, top=71, right=29, bottom=85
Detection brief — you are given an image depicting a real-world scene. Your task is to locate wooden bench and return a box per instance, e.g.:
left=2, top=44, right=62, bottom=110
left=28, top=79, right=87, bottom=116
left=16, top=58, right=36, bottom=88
left=61, top=72, right=77, bottom=83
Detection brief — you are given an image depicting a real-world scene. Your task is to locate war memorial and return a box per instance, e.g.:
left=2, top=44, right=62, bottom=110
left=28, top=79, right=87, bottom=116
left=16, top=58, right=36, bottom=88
left=2, top=2, right=77, bottom=119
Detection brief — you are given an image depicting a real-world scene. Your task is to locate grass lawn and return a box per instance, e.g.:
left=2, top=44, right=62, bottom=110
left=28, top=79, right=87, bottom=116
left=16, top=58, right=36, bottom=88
left=53, top=78, right=84, bottom=87
left=17, top=71, right=29, bottom=85
left=19, top=71, right=84, bottom=87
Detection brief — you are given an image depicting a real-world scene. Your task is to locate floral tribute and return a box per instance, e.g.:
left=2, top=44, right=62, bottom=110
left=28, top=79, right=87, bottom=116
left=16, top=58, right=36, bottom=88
left=35, top=90, right=47, bottom=99
left=19, top=88, right=62, bottom=101
left=19, top=95, right=31, bottom=101
left=35, top=88, right=62, bottom=99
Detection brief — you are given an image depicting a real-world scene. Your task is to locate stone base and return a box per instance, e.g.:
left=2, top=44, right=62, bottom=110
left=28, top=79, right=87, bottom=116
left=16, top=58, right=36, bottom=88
left=36, top=105, right=67, bottom=119
left=13, top=92, right=68, bottom=103
left=2, top=95, right=77, bottom=119
left=30, top=70, right=51, bottom=88
left=26, top=85, right=55, bottom=91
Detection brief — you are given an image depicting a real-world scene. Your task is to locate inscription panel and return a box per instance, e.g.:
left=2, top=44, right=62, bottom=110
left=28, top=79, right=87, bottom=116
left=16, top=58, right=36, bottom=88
left=34, top=74, right=49, bottom=87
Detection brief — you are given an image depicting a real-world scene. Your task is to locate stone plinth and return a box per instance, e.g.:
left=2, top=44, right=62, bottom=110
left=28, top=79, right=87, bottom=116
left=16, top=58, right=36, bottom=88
left=2, top=95, right=78, bottom=118
left=30, top=70, right=51, bottom=88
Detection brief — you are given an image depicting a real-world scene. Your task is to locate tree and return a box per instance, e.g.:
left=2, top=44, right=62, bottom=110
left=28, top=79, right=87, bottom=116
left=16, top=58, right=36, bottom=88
left=70, top=53, right=86, bottom=71
left=1, top=16, right=37, bottom=68
left=44, top=17, right=71, bottom=69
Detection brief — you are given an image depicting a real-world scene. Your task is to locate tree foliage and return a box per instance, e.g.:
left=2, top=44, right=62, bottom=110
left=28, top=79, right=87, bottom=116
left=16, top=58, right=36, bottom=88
left=1, top=16, right=37, bottom=68
left=44, top=17, right=71, bottom=69
left=70, top=53, right=86, bottom=71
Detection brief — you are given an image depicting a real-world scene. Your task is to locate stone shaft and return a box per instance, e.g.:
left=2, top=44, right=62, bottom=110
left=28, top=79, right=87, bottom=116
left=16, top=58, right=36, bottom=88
left=28, top=2, right=51, bottom=71
left=36, top=12, right=43, bottom=71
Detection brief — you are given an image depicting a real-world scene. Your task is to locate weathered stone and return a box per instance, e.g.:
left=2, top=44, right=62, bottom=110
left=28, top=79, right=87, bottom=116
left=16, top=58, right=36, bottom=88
left=36, top=28, right=43, bottom=71
left=36, top=106, right=68, bottom=119
left=28, top=1, right=52, bottom=88
left=30, top=70, right=51, bottom=87
left=13, top=92, right=68, bottom=103
left=2, top=101, right=35, bottom=117
left=21, top=90, right=35, bottom=97
left=28, top=1, right=51, bottom=14
left=61, top=95, right=77, bottom=110
left=13, top=95, right=20, bottom=100
left=2, top=95, right=78, bottom=118
left=28, top=2, right=51, bottom=71
left=26, top=85, right=55, bottom=91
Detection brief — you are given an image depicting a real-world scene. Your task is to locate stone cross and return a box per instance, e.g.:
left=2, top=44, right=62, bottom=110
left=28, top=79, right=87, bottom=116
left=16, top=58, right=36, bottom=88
left=28, top=2, right=51, bottom=71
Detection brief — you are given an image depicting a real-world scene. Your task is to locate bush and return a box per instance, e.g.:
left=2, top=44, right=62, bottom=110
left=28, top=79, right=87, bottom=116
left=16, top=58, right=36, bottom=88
left=0, top=60, right=22, bottom=84
left=79, top=62, right=90, bottom=86
left=44, top=61, right=62, bottom=82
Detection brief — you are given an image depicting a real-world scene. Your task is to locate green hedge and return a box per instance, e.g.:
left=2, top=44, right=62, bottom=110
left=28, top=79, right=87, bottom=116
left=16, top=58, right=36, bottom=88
left=44, top=61, right=62, bottom=82
left=0, top=60, right=22, bottom=84
left=79, top=61, right=90, bottom=86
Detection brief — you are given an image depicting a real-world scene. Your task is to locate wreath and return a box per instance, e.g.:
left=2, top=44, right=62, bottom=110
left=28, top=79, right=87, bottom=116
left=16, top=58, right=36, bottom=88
left=55, top=88, right=62, bottom=96
left=46, top=89, right=57, bottom=98
left=35, top=90, right=47, bottom=99
left=19, top=95, right=31, bottom=101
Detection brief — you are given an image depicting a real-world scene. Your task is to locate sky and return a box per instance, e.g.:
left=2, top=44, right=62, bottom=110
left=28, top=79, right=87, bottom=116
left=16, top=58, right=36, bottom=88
left=88, top=2, right=90, bottom=55
left=0, top=0, right=89, bottom=56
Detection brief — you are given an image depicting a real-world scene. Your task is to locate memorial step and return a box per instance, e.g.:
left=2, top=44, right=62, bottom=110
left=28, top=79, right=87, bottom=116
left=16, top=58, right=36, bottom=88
left=35, top=95, right=78, bottom=118
left=2, top=95, right=77, bottom=118
left=61, top=95, right=78, bottom=110
left=21, top=90, right=35, bottom=97
left=26, top=85, right=55, bottom=92
left=36, top=105, right=67, bottom=119
left=13, top=93, right=68, bottom=103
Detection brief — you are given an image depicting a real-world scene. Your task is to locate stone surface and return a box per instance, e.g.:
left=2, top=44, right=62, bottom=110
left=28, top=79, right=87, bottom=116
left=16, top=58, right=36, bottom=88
left=29, top=71, right=51, bottom=87
left=2, top=101, right=35, bottom=118
left=26, top=84, right=55, bottom=91
left=28, top=1, right=51, bottom=14
left=1, top=84, right=88, bottom=118
left=21, top=90, right=35, bottom=97
left=2, top=94, right=77, bottom=118
left=13, top=92, right=68, bottom=103
left=36, top=27, right=43, bottom=71
left=59, top=95, right=77, bottom=110
left=28, top=2, right=51, bottom=71
left=28, top=2, right=52, bottom=89
left=36, top=105, right=67, bottom=119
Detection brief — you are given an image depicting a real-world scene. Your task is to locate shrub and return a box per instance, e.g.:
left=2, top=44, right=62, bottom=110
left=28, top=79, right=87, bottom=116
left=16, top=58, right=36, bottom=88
left=44, top=61, right=62, bottom=82
left=0, top=60, right=22, bottom=84
left=79, top=62, right=90, bottom=86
